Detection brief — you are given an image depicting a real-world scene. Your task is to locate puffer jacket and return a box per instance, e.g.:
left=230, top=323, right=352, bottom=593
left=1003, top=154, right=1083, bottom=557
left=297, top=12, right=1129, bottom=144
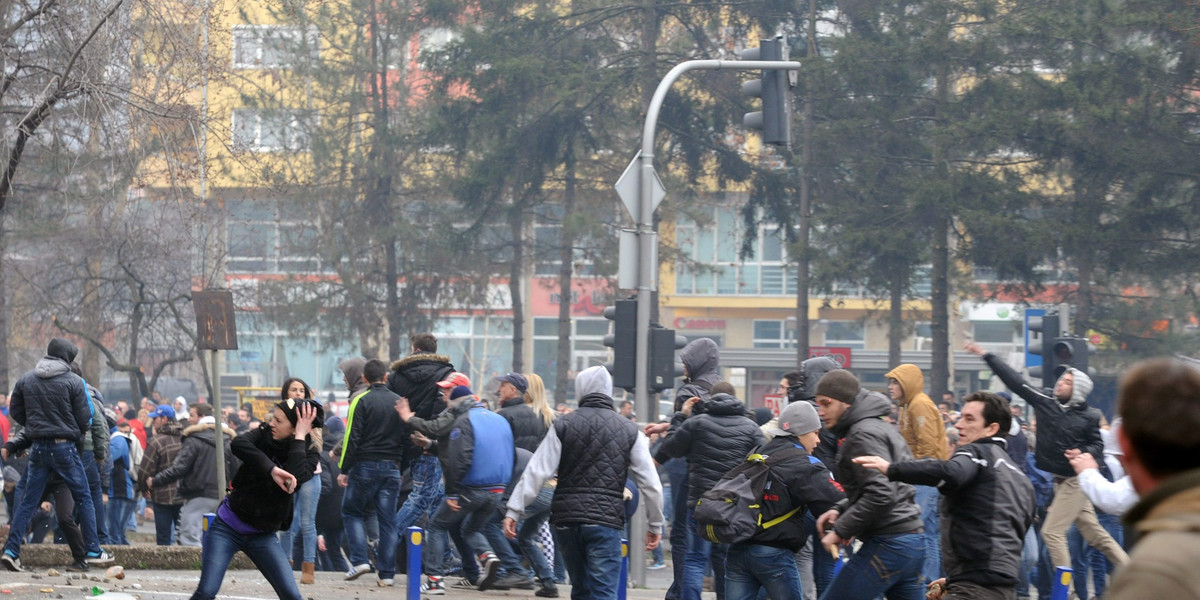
left=888, top=437, right=1036, bottom=587
left=887, top=364, right=949, bottom=460
left=153, top=422, right=237, bottom=500
left=499, top=398, right=548, bottom=453
left=551, top=392, right=640, bottom=529
left=9, top=357, right=91, bottom=442
left=388, top=353, right=453, bottom=467
left=984, top=353, right=1103, bottom=477
left=1108, top=467, right=1200, bottom=600
left=673, top=338, right=721, bottom=413
left=654, top=393, right=763, bottom=503
left=227, top=424, right=319, bottom=532
left=830, top=390, right=923, bottom=540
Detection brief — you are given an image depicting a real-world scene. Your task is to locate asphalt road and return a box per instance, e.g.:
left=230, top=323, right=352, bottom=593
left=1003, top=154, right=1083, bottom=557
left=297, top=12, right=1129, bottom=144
left=0, top=567, right=678, bottom=599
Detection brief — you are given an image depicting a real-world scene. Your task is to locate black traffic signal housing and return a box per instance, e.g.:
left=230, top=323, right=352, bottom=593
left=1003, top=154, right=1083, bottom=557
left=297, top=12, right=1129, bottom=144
left=1051, top=337, right=1089, bottom=382
left=649, top=325, right=688, bottom=393
left=741, top=37, right=793, bottom=147
left=1026, top=312, right=1060, bottom=390
left=604, top=299, right=637, bottom=390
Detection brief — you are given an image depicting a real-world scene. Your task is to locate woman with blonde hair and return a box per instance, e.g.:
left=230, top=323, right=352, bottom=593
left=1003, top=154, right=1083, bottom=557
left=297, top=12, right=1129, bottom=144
left=523, top=373, right=555, bottom=431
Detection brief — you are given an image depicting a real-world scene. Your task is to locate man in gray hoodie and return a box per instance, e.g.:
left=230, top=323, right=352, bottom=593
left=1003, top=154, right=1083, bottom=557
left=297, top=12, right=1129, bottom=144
left=1, top=338, right=113, bottom=572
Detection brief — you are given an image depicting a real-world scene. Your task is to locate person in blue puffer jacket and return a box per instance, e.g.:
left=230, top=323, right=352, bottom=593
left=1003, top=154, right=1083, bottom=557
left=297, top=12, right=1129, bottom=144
left=107, top=421, right=138, bottom=545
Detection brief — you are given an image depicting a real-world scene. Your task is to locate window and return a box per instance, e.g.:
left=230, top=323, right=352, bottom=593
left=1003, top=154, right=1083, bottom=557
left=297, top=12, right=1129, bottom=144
left=232, top=26, right=319, bottom=68
left=973, top=321, right=1019, bottom=344
left=753, top=320, right=796, bottom=349
left=232, top=109, right=314, bottom=152
left=674, top=207, right=795, bottom=296
left=824, top=321, right=864, bottom=349
left=226, top=198, right=324, bottom=274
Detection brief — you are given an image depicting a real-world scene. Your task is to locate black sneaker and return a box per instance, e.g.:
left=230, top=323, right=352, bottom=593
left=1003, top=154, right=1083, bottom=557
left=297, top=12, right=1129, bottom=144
left=494, top=573, right=535, bottom=590
left=536, top=580, right=560, bottom=598
left=66, top=559, right=89, bottom=573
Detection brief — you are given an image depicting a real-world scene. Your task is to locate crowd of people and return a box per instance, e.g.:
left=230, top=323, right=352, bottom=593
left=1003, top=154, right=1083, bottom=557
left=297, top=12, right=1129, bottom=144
left=2, top=333, right=1200, bottom=600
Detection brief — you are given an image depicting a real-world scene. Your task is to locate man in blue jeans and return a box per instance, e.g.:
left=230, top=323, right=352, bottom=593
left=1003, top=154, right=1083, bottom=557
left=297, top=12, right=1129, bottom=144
left=394, top=372, right=468, bottom=573
left=338, top=359, right=405, bottom=586
left=854, top=392, right=1036, bottom=600
left=814, top=370, right=925, bottom=600
left=404, top=384, right=514, bottom=594
left=1, top=338, right=114, bottom=572
left=725, top=401, right=845, bottom=600
left=505, top=366, right=665, bottom=600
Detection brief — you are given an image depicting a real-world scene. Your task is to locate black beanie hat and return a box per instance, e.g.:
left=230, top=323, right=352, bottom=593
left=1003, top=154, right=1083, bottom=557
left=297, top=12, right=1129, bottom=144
left=274, top=399, right=325, bottom=430
left=815, top=369, right=860, bottom=405
left=47, top=338, right=78, bottom=364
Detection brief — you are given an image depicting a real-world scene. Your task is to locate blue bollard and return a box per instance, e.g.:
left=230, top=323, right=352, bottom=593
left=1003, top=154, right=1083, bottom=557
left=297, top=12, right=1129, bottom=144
left=1050, top=566, right=1073, bottom=600
left=619, top=538, right=629, bottom=600
left=202, top=513, right=215, bottom=547
left=407, top=527, right=424, bottom=600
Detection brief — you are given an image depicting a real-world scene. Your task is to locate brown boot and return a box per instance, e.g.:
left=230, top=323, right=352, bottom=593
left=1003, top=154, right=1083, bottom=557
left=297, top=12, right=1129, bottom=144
left=300, top=562, right=315, bottom=585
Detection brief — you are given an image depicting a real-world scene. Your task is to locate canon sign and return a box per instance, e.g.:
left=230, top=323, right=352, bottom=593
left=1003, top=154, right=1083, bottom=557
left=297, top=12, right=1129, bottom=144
left=673, top=317, right=727, bottom=330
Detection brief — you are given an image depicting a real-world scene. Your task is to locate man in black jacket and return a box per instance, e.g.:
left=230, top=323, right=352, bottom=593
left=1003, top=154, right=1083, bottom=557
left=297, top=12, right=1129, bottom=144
left=387, top=333, right=454, bottom=469
left=964, top=342, right=1127, bottom=571
left=495, top=372, right=546, bottom=452
left=150, top=402, right=236, bottom=547
left=644, top=336, right=721, bottom=600
left=813, top=369, right=925, bottom=600
left=726, top=400, right=844, bottom=600
left=656, top=392, right=762, bottom=600
left=338, top=358, right=405, bottom=585
left=855, top=392, right=1036, bottom=600
left=1, top=338, right=113, bottom=572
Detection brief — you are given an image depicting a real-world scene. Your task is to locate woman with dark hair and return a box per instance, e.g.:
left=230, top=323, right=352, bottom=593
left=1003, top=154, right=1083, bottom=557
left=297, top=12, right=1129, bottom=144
left=277, top=377, right=323, bottom=584
left=188, top=398, right=322, bottom=600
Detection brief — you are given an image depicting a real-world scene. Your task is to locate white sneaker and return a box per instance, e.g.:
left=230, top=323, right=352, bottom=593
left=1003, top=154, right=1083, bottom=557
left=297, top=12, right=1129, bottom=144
left=1, top=552, right=21, bottom=572
left=422, top=576, right=446, bottom=595
left=344, top=563, right=372, bottom=580
left=378, top=578, right=394, bottom=587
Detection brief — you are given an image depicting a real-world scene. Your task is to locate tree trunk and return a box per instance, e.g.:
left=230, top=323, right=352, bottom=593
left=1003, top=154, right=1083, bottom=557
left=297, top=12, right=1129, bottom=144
left=0, top=217, right=8, bottom=393
left=509, top=206, right=525, bottom=373
left=888, top=274, right=903, bottom=367
left=386, top=234, right=401, bottom=359
left=930, top=213, right=950, bottom=397
left=555, top=149, right=577, bottom=404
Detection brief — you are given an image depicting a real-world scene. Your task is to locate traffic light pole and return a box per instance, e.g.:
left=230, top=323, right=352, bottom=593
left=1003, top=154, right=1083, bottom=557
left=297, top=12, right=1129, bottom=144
left=630, top=57, right=801, bottom=587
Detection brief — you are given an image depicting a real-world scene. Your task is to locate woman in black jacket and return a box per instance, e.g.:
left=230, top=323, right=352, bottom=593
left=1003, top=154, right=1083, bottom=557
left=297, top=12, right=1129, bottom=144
left=189, top=399, right=321, bottom=600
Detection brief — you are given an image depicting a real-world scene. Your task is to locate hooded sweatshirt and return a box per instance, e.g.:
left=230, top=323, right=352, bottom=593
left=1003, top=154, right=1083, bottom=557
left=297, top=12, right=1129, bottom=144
left=674, top=338, right=721, bottom=412
left=886, top=364, right=949, bottom=460
left=983, top=355, right=1104, bottom=477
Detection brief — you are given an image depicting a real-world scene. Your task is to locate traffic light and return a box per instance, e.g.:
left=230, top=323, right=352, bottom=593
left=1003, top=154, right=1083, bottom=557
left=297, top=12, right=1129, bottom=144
left=1027, top=311, right=1060, bottom=389
left=741, top=37, right=793, bottom=146
left=604, top=299, right=637, bottom=390
left=1051, top=337, right=1090, bottom=380
left=649, top=326, right=688, bottom=392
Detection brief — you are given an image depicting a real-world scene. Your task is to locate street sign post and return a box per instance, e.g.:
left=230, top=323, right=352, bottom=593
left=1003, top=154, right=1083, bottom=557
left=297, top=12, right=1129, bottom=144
left=193, top=289, right=238, bottom=500
left=617, top=54, right=802, bottom=587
